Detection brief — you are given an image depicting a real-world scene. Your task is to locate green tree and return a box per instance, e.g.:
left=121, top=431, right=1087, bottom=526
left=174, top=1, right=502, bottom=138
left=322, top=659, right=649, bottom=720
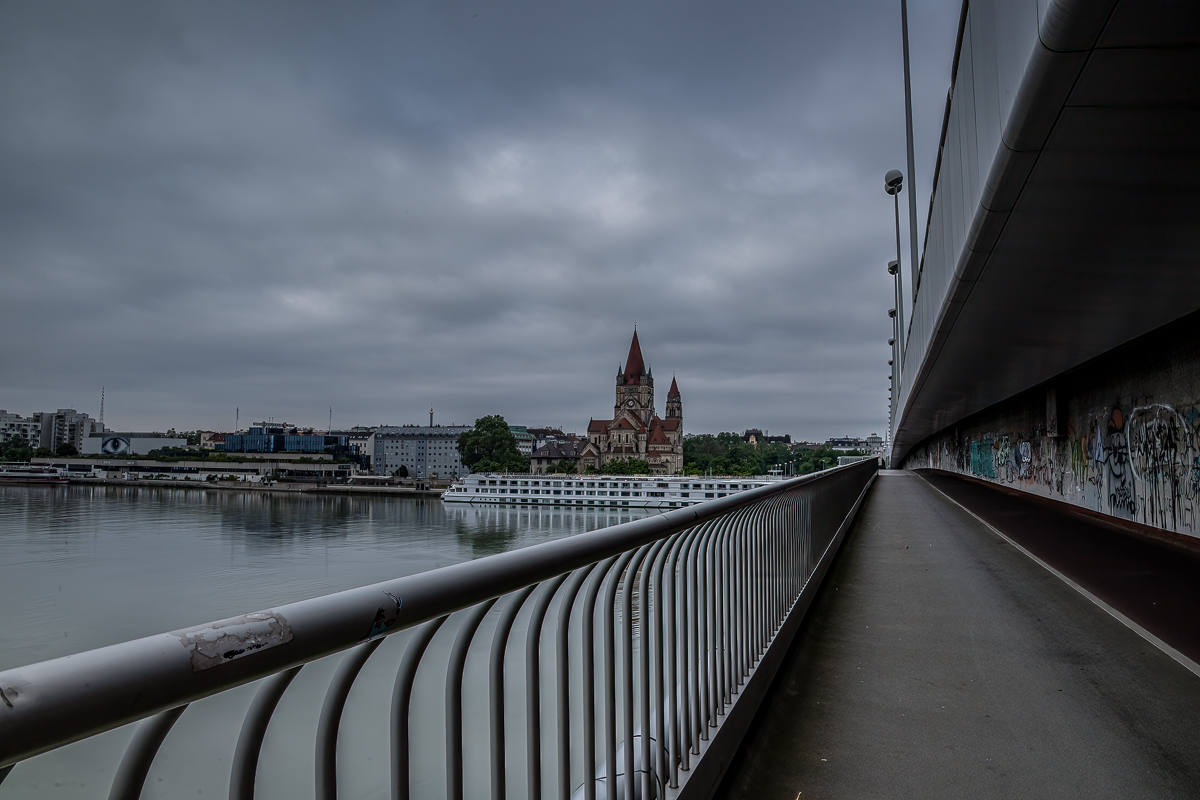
left=457, top=415, right=527, bottom=473
left=393, top=465, right=409, bottom=478
left=550, top=460, right=579, bottom=474
left=55, top=443, right=79, bottom=457
left=1, top=435, right=33, bottom=463
left=35, top=447, right=55, bottom=458
left=605, top=457, right=651, bottom=475
left=684, top=432, right=768, bottom=475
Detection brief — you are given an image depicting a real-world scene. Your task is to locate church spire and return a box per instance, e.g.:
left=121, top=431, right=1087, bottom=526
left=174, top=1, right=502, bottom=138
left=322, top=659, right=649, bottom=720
left=623, top=329, right=645, bottom=385
left=668, top=374, right=680, bottom=398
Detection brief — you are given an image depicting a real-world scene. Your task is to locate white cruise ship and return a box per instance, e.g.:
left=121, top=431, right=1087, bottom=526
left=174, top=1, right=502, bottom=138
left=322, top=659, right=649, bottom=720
left=442, top=472, right=783, bottom=509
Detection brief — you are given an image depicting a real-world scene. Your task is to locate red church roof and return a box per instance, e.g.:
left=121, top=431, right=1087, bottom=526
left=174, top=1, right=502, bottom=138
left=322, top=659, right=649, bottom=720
left=668, top=375, right=680, bottom=398
left=623, top=331, right=645, bottom=385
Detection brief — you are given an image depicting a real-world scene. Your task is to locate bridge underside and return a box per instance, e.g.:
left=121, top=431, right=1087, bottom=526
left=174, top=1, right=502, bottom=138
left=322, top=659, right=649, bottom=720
left=895, top=3, right=1200, bottom=463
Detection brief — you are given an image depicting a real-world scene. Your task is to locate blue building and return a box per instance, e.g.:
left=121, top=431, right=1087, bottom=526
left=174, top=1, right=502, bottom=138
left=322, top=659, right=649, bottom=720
left=222, top=425, right=348, bottom=454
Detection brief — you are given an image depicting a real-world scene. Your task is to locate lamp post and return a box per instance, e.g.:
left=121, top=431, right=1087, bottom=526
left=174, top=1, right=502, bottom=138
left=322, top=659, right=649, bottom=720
left=899, top=0, right=920, bottom=303
left=888, top=308, right=898, bottom=437
left=885, top=171, right=906, bottom=367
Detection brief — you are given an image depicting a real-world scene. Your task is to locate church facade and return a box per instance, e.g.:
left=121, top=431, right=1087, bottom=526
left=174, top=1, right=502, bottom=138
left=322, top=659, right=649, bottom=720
left=579, top=331, right=684, bottom=475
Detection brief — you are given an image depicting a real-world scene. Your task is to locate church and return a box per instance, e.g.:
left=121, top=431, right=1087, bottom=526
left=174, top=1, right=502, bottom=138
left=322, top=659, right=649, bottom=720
left=579, top=330, right=684, bottom=475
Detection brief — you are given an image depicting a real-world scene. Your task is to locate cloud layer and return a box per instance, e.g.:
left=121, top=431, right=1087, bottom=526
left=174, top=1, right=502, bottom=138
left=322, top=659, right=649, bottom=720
left=1, top=0, right=962, bottom=439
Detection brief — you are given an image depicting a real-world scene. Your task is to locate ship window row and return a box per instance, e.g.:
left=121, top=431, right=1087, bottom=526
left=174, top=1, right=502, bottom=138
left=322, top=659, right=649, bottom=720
left=459, top=497, right=707, bottom=509
left=483, top=479, right=758, bottom=489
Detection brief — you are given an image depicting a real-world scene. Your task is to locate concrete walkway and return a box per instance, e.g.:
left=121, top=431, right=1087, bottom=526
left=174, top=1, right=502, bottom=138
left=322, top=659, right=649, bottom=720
left=715, top=470, right=1200, bottom=799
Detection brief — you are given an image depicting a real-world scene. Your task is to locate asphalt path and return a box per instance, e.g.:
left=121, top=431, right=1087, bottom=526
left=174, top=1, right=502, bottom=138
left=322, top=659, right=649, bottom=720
left=919, top=469, right=1200, bottom=666
left=715, top=470, right=1200, bottom=799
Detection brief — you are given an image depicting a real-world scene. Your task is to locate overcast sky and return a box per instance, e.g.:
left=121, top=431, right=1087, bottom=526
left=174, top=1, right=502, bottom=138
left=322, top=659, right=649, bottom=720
left=2, top=0, right=962, bottom=440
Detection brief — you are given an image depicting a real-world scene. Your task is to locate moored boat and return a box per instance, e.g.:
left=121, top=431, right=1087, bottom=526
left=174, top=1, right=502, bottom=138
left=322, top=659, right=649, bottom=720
left=442, top=472, right=782, bottom=509
left=0, top=464, right=69, bottom=485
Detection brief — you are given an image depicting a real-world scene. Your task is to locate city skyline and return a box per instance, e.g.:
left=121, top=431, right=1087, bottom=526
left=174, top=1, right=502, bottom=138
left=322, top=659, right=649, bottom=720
left=1, top=1, right=962, bottom=440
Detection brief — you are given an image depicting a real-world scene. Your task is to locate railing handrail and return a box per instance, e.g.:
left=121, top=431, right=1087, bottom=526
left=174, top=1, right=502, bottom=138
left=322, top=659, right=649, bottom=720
left=0, top=460, right=872, bottom=769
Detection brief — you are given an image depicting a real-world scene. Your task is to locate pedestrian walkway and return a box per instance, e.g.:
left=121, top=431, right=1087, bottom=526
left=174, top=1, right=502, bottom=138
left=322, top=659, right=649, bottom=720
left=715, top=470, right=1200, bottom=799
left=921, top=469, right=1200, bottom=666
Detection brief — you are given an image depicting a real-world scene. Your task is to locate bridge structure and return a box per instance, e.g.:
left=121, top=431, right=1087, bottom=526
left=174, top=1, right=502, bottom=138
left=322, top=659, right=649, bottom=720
left=3, top=2, right=1200, bottom=799
left=720, top=0, right=1200, bottom=796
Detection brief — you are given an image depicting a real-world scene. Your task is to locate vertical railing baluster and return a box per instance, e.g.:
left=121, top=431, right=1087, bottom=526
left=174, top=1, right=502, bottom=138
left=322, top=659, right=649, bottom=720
left=696, top=527, right=710, bottom=740
left=726, top=510, right=745, bottom=699
left=392, top=615, right=449, bottom=800
left=772, top=496, right=782, bottom=628
left=735, top=511, right=747, bottom=683
left=527, top=574, right=568, bottom=800
left=680, top=527, right=694, bottom=763
left=581, top=556, right=617, bottom=800
left=107, top=704, right=188, bottom=800
left=784, top=495, right=792, bottom=610
left=231, top=665, right=303, bottom=800
left=448, top=599, right=498, bottom=800
left=490, top=586, right=536, bottom=800
left=620, top=545, right=652, bottom=800
left=656, top=531, right=684, bottom=789
left=601, top=549, right=637, bottom=800
left=317, top=639, right=386, bottom=800
left=639, top=538, right=669, bottom=800
left=700, top=527, right=710, bottom=729
left=688, top=526, right=703, bottom=753
left=756, top=505, right=768, bottom=655
left=664, top=527, right=693, bottom=785
left=557, top=564, right=597, bottom=800
left=716, top=518, right=730, bottom=711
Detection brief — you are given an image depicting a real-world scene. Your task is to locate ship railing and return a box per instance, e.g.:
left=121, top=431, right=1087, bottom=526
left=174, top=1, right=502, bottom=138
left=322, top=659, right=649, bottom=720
left=0, top=459, right=877, bottom=799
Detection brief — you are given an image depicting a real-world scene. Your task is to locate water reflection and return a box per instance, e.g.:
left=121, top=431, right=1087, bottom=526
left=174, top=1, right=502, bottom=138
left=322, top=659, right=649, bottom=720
left=0, top=486, right=657, bottom=672
left=0, top=487, right=661, bottom=799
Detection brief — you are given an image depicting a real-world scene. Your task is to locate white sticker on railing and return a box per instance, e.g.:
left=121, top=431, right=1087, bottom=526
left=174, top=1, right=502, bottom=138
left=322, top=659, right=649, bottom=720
left=174, top=612, right=294, bottom=671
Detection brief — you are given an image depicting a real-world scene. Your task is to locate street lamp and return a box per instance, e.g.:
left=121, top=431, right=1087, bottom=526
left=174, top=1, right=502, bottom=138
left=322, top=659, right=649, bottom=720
left=884, top=171, right=906, bottom=366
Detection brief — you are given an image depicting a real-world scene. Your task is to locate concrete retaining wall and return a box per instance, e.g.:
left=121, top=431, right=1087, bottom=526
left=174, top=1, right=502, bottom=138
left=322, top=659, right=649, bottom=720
left=903, top=309, right=1200, bottom=541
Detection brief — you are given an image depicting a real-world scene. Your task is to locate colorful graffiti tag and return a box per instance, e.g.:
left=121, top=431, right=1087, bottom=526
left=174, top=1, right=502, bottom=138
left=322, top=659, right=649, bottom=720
left=905, top=400, right=1200, bottom=538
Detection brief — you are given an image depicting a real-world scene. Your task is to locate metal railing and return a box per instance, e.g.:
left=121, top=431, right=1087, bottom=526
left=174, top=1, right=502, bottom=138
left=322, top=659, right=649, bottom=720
left=0, top=459, right=877, bottom=799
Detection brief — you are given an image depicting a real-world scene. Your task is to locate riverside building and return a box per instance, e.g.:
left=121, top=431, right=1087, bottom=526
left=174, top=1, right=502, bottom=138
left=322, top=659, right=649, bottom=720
left=369, top=425, right=471, bottom=480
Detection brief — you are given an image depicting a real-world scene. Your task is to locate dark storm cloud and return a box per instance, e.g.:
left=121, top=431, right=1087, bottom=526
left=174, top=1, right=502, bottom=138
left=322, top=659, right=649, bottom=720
left=0, top=0, right=962, bottom=439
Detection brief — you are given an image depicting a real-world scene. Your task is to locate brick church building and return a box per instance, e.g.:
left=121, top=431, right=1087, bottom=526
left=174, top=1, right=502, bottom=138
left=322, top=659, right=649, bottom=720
left=579, top=330, right=684, bottom=475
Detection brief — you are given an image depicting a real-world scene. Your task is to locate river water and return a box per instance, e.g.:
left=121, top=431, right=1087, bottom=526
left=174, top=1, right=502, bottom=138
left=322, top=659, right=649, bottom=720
left=0, top=484, right=657, bottom=799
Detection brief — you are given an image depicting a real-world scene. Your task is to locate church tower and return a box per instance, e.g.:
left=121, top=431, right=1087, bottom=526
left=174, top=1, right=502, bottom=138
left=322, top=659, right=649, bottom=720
left=615, top=330, right=654, bottom=426
left=666, top=375, right=682, bottom=421
left=582, top=328, right=683, bottom=475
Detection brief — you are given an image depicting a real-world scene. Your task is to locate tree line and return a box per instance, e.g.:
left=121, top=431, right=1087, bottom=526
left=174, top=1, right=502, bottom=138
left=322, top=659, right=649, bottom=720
left=683, top=433, right=862, bottom=476
left=454, top=415, right=864, bottom=477
left=0, top=436, right=77, bottom=462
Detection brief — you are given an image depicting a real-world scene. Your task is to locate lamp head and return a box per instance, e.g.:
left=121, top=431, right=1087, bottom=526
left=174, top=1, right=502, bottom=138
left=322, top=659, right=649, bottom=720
left=884, top=169, right=903, bottom=195
left=887, top=259, right=899, bottom=275
left=888, top=308, right=897, bottom=318
left=888, top=359, right=893, bottom=366
left=888, top=338, right=895, bottom=346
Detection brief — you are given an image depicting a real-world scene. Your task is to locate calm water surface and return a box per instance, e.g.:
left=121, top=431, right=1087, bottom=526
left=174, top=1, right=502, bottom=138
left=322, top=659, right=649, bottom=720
left=0, top=485, right=655, bottom=800
left=0, top=484, right=654, bottom=670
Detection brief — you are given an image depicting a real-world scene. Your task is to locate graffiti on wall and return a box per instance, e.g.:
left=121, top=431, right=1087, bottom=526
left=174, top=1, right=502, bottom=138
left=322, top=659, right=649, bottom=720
left=906, top=398, right=1200, bottom=537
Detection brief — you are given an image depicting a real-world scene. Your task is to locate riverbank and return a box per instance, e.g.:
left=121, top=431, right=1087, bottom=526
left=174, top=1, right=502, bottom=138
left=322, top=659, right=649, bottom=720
left=64, top=477, right=446, bottom=497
